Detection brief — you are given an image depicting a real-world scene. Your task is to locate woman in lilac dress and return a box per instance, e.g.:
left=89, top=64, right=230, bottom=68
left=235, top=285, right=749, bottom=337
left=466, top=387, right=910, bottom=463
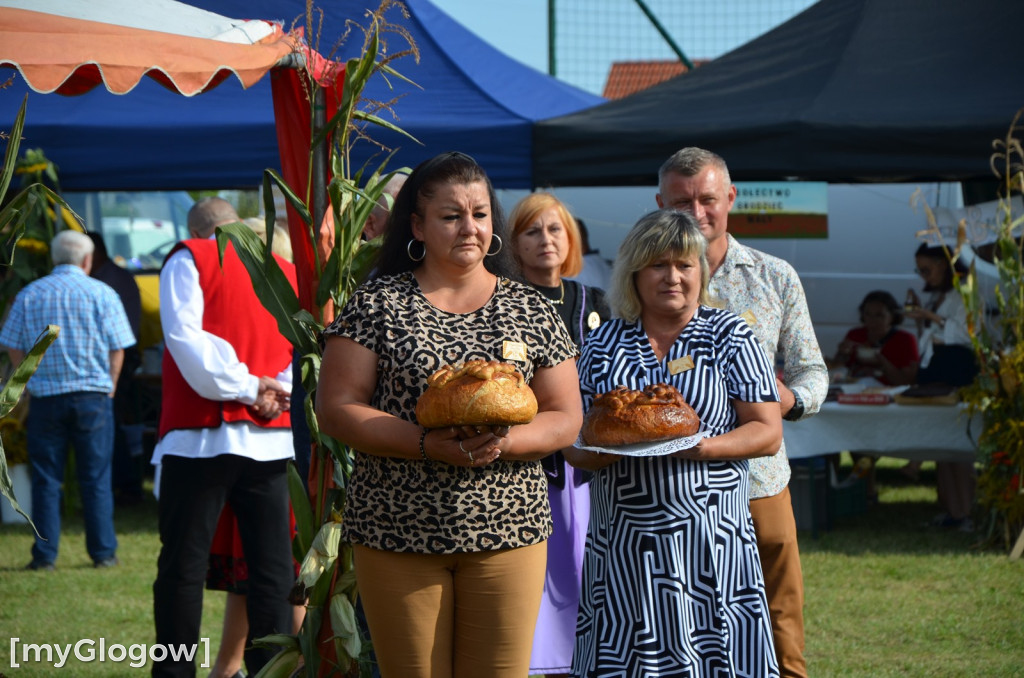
left=509, top=192, right=610, bottom=677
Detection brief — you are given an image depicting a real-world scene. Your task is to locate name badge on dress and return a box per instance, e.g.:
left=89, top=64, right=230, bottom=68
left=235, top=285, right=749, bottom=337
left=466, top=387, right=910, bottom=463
left=668, top=355, right=695, bottom=375
left=503, top=340, right=528, bottom=362
left=740, top=310, right=757, bottom=326
left=587, top=312, right=602, bottom=330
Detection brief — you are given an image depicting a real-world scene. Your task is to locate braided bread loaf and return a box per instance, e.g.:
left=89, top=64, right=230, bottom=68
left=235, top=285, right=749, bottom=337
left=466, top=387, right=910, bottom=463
left=415, top=360, right=538, bottom=428
left=581, top=383, right=699, bottom=446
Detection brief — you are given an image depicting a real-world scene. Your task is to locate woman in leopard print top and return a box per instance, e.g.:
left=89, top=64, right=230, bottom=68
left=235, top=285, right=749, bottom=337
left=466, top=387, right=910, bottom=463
left=317, top=152, right=582, bottom=678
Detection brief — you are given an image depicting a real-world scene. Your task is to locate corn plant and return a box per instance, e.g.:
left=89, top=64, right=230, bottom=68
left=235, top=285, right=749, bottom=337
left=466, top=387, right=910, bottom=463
left=914, top=110, right=1024, bottom=551
left=215, top=2, right=417, bottom=675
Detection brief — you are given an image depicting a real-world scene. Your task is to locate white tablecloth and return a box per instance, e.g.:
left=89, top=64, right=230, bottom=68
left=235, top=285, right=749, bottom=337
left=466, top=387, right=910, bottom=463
left=782, top=401, right=981, bottom=462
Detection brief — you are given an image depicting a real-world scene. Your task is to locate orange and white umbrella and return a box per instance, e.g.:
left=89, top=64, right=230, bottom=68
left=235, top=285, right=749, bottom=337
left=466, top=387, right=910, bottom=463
left=0, top=0, right=301, bottom=96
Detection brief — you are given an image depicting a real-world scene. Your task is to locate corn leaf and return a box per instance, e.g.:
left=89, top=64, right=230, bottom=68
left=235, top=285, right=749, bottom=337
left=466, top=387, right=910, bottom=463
left=352, top=110, right=421, bottom=144
left=329, top=593, right=362, bottom=661
left=288, top=461, right=316, bottom=560
left=0, top=325, right=58, bottom=417
left=250, top=645, right=302, bottom=678
left=0, top=324, right=58, bottom=532
left=377, top=61, right=419, bottom=87
left=0, top=95, right=27, bottom=201
left=215, top=223, right=317, bottom=357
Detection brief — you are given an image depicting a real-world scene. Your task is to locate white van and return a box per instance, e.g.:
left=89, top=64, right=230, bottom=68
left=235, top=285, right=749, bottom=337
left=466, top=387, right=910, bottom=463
left=498, top=182, right=964, bottom=357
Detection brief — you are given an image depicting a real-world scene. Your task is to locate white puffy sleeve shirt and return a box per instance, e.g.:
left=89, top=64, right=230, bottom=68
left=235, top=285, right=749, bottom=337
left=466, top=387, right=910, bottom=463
left=151, top=245, right=293, bottom=468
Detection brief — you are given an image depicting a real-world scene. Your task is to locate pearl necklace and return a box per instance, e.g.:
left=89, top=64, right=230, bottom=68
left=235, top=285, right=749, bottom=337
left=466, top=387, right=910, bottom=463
left=548, top=281, right=565, bottom=305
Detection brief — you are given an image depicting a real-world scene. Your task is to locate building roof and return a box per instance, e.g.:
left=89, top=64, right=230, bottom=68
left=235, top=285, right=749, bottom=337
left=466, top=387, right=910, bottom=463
left=602, top=59, right=705, bottom=99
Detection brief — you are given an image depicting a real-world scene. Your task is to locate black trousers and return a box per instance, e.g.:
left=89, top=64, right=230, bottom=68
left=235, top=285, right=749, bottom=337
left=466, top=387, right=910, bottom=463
left=152, top=454, right=293, bottom=678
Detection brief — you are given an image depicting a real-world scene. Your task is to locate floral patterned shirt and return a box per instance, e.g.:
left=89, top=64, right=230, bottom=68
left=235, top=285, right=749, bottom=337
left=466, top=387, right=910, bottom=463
left=708, top=235, right=829, bottom=499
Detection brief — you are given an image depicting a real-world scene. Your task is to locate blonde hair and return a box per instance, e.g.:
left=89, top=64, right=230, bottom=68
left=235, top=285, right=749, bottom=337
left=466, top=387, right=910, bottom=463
left=610, top=209, right=710, bottom=322
left=243, top=217, right=293, bottom=263
left=508, top=192, right=584, bottom=278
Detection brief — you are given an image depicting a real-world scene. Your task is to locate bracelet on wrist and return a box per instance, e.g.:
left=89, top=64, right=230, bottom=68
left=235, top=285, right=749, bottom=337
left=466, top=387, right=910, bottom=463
left=419, top=429, right=429, bottom=461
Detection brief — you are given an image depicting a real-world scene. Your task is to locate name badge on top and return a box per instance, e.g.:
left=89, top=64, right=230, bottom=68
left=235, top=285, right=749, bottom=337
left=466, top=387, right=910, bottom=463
left=668, top=355, right=695, bottom=375
left=503, top=340, right=527, bottom=362
left=740, top=310, right=758, bottom=326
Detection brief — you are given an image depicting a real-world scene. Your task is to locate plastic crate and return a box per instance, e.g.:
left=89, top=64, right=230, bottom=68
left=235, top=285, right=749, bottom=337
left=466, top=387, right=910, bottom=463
left=828, top=475, right=868, bottom=521
left=789, top=458, right=869, bottom=536
left=789, top=458, right=828, bottom=536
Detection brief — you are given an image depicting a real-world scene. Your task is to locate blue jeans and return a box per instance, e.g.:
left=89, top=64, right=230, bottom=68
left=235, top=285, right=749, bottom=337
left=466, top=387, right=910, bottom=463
left=28, top=392, right=117, bottom=564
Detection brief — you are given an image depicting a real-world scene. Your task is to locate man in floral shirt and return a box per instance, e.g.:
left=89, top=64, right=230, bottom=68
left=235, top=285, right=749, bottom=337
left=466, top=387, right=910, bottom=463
left=657, top=147, right=829, bottom=678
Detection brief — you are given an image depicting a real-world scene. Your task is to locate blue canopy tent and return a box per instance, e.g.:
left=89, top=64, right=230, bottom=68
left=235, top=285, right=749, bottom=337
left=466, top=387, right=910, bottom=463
left=0, top=0, right=601, bottom=190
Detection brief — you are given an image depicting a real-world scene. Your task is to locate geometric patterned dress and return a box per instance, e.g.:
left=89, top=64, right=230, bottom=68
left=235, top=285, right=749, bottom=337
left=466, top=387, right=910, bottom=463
left=572, top=307, right=780, bottom=678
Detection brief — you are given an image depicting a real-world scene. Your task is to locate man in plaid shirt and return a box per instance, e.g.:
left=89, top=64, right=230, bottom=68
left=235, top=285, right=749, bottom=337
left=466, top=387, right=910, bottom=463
left=1, top=229, right=136, bottom=571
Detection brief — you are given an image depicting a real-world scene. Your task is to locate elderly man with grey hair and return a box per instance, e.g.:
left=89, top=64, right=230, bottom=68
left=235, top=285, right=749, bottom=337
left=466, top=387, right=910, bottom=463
left=361, top=172, right=408, bottom=241
left=656, top=147, right=829, bottom=678
left=0, top=229, right=136, bottom=571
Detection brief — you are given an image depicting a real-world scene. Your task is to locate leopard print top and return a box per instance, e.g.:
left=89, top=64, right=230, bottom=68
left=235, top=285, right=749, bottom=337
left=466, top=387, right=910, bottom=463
left=322, top=272, right=578, bottom=553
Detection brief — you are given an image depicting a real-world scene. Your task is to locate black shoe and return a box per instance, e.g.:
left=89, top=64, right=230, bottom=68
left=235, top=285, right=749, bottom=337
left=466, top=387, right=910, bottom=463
left=94, top=556, right=119, bottom=569
left=114, top=492, right=144, bottom=507
left=25, top=560, right=55, bottom=572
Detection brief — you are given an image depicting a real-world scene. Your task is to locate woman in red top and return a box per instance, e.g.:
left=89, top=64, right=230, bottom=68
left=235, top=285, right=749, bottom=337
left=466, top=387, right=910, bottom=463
left=833, top=290, right=919, bottom=385
left=831, top=290, right=921, bottom=502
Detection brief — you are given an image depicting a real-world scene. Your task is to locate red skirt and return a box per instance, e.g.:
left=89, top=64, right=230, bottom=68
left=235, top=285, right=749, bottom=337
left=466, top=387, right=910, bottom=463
left=206, top=503, right=298, bottom=594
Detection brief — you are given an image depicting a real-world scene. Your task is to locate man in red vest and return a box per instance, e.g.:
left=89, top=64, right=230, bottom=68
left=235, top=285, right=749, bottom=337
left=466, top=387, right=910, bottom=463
left=151, top=197, right=297, bottom=678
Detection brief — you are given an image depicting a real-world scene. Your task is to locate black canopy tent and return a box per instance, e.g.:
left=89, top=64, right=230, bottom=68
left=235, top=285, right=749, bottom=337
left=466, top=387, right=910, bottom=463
left=533, top=0, right=1023, bottom=187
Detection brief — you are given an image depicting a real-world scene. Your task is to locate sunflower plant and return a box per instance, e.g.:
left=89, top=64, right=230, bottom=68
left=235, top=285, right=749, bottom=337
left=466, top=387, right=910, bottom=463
left=1, top=146, right=78, bottom=321
left=0, top=91, right=62, bottom=529
left=0, top=409, right=27, bottom=466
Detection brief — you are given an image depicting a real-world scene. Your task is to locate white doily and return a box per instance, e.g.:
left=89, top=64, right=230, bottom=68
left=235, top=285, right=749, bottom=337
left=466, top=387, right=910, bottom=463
left=576, top=429, right=712, bottom=457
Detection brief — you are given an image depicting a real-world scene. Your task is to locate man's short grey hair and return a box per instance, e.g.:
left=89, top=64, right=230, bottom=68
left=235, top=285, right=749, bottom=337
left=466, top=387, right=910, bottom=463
left=187, top=197, right=240, bottom=238
left=658, top=147, right=732, bottom=191
left=51, top=230, right=95, bottom=266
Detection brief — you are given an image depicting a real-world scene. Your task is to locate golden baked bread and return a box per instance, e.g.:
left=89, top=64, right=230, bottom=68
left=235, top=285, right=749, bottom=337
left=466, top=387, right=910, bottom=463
left=416, top=360, right=538, bottom=428
left=581, top=383, right=700, bottom=447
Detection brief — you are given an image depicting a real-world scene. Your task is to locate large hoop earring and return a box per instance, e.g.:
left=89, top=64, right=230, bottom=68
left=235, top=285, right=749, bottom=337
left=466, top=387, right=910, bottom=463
left=486, top=234, right=503, bottom=257
left=406, top=239, right=426, bottom=262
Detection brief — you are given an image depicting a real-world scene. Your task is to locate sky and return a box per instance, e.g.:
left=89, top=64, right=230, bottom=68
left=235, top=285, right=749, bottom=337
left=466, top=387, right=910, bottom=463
left=427, top=0, right=817, bottom=94
left=428, top=0, right=552, bottom=73
left=419, top=0, right=828, bottom=249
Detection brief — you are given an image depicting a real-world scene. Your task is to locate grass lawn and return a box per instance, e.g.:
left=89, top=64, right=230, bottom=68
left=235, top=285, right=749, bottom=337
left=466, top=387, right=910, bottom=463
left=0, top=485, right=227, bottom=677
left=1, top=457, right=1022, bottom=676
left=800, top=458, right=1024, bottom=677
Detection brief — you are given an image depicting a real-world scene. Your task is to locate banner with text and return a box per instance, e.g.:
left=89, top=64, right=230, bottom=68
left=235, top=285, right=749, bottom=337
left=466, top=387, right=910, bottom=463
left=731, top=182, right=828, bottom=238
left=927, top=196, right=1024, bottom=246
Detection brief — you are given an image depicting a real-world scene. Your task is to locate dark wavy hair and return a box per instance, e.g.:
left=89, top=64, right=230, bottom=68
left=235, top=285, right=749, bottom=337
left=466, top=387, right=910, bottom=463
left=374, top=152, right=518, bottom=279
left=914, top=243, right=967, bottom=293
left=858, top=289, right=904, bottom=326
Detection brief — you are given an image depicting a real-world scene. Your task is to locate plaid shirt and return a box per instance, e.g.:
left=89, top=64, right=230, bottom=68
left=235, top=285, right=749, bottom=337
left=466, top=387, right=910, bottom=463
left=709, top=235, right=829, bottom=499
left=0, top=265, right=136, bottom=396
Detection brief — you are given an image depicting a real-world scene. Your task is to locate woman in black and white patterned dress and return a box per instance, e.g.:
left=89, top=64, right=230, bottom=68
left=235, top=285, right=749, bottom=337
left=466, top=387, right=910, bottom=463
left=566, top=210, right=781, bottom=678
